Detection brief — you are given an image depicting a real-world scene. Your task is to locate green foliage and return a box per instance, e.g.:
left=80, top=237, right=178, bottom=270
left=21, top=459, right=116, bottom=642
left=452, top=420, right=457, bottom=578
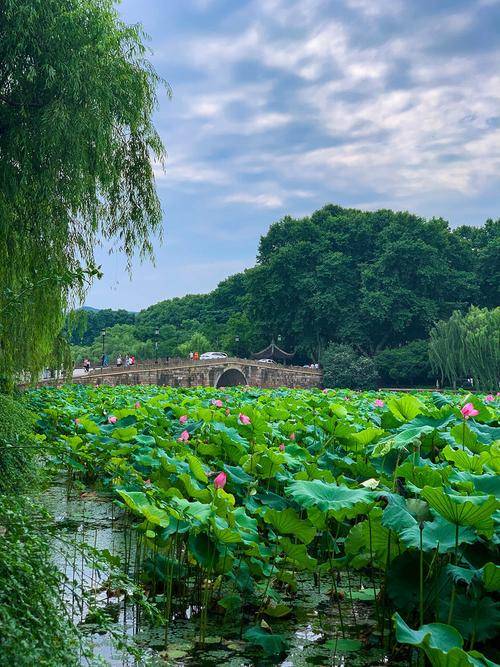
left=0, top=496, right=82, bottom=667
left=0, top=394, right=37, bottom=493
left=177, top=331, right=212, bottom=357
left=322, top=343, right=378, bottom=389
left=393, top=613, right=496, bottom=666
left=70, top=308, right=136, bottom=346
left=375, top=340, right=432, bottom=386
left=72, top=323, right=153, bottom=364
left=429, top=306, right=500, bottom=390
left=0, top=0, right=165, bottom=381
left=248, top=206, right=485, bottom=358
left=27, top=385, right=500, bottom=662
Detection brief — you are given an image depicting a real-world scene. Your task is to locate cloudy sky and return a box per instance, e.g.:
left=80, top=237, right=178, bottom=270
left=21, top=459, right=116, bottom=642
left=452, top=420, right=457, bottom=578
left=87, top=0, right=500, bottom=311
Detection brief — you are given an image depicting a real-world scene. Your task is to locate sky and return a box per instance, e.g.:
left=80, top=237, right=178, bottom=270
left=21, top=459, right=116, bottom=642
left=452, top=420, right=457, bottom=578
left=87, top=0, right=500, bottom=311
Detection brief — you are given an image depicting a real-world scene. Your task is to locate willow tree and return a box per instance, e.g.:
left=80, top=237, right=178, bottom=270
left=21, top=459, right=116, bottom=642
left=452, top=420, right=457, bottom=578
left=429, top=307, right=500, bottom=390
left=0, top=0, right=167, bottom=382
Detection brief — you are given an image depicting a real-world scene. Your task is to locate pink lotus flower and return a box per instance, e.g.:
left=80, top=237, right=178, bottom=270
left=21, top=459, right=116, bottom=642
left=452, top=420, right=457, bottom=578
left=461, top=403, right=479, bottom=419
left=374, top=399, right=385, bottom=408
left=179, top=415, right=188, bottom=424
left=322, top=388, right=329, bottom=394
left=279, top=443, right=285, bottom=451
left=214, top=471, right=227, bottom=490
left=239, top=413, right=251, bottom=425
left=485, top=395, right=494, bottom=403
left=289, top=432, right=296, bottom=441
left=178, top=430, right=190, bottom=442
left=108, top=415, right=117, bottom=424
left=212, top=399, right=223, bottom=408
left=134, top=401, right=141, bottom=409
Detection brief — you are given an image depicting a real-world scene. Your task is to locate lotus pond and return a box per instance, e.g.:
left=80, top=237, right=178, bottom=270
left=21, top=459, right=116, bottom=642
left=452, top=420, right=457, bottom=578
left=28, top=385, right=500, bottom=666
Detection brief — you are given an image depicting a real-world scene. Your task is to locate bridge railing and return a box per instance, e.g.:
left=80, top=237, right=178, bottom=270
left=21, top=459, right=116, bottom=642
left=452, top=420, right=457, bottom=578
left=64, top=356, right=323, bottom=380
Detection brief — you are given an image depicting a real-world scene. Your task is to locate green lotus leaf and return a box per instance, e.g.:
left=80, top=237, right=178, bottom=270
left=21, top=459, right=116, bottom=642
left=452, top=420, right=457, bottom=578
left=285, top=480, right=375, bottom=519
left=442, top=445, right=489, bottom=474
left=449, top=471, right=500, bottom=496
left=279, top=537, right=317, bottom=571
left=243, top=625, right=287, bottom=656
left=482, top=562, right=500, bottom=592
left=116, top=490, right=169, bottom=527
left=324, top=638, right=363, bottom=652
left=345, top=509, right=392, bottom=569
left=393, top=613, right=496, bottom=667
left=134, top=434, right=156, bottom=447
left=421, top=487, right=499, bottom=537
left=186, top=453, right=208, bottom=483
left=170, top=497, right=212, bottom=525
left=112, top=426, right=138, bottom=442
left=382, top=495, right=477, bottom=553
left=388, top=395, right=426, bottom=422
left=262, top=603, right=292, bottom=618
left=177, top=473, right=211, bottom=502
left=263, top=507, right=316, bottom=544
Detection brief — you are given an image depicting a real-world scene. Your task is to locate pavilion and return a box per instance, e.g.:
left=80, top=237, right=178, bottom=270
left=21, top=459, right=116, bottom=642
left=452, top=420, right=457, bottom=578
left=252, top=338, right=294, bottom=364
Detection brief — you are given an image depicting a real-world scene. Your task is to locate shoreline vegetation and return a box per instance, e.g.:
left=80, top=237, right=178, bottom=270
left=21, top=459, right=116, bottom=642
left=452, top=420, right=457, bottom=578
left=8, top=384, right=497, bottom=666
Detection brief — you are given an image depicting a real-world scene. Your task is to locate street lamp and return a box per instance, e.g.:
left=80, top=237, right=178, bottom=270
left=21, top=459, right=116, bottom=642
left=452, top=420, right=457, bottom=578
left=155, top=327, right=160, bottom=364
left=101, top=328, right=106, bottom=371
left=235, top=335, right=240, bottom=358
left=277, top=334, right=282, bottom=344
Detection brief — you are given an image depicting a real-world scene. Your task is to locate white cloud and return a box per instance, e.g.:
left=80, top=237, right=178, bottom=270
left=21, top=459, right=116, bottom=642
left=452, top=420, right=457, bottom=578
left=222, top=192, right=284, bottom=208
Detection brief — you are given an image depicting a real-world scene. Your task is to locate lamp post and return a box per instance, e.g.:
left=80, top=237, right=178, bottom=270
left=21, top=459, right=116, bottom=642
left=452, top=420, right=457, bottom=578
left=101, top=328, right=106, bottom=372
left=155, top=327, right=160, bottom=364
left=235, top=335, right=240, bottom=358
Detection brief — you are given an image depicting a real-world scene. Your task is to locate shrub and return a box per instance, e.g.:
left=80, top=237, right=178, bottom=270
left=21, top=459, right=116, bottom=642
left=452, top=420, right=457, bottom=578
left=0, top=394, right=37, bottom=493
left=375, top=340, right=432, bottom=387
left=321, top=344, right=378, bottom=389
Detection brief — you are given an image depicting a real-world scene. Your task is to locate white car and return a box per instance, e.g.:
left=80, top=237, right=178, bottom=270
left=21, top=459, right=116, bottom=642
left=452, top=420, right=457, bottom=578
left=257, top=358, right=276, bottom=364
left=200, top=351, right=228, bottom=360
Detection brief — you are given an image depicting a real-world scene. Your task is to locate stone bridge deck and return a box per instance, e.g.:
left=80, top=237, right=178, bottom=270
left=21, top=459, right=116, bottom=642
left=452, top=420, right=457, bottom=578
left=40, top=357, right=323, bottom=389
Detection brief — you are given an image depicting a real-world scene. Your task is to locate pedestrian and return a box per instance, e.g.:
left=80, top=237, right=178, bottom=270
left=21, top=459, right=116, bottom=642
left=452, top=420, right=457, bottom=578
left=125, top=354, right=130, bottom=367
left=116, top=355, right=122, bottom=367
left=83, top=357, right=90, bottom=373
left=100, top=353, right=105, bottom=368
left=189, top=351, right=194, bottom=360
left=130, top=355, right=135, bottom=366
left=103, top=354, right=109, bottom=367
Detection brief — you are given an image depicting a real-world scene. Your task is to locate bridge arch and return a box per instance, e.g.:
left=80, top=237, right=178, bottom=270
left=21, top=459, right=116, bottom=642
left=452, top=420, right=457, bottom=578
left=215, top=367, right=247, bottom=388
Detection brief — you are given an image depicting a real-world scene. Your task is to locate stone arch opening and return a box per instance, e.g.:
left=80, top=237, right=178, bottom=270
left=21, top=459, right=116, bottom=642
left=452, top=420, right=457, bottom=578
left=215, top=367, right=247, bottom=388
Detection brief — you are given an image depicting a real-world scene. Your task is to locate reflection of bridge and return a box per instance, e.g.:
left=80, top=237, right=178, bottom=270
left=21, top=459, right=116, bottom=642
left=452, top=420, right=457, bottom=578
left=42, top=357, right=323, bottom=389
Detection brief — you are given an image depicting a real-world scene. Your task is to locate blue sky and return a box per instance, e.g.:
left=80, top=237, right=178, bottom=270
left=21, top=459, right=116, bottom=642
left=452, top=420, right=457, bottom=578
left=87, top=0, right=500, bottom=311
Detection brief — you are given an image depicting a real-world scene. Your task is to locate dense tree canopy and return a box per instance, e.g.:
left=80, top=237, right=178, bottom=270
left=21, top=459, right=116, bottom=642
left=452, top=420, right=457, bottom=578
left=0, top=0, right=166, bottom=382
left=248, top=206, right=486, bottom=358
left=72, top=206, right=499, bottom=387
left=429, top=306, right=499, bottom=390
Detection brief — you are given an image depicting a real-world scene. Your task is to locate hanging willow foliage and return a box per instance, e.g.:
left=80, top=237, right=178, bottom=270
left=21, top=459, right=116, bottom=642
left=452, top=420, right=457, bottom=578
left=429, top=306, right=500, bottom=390
left=0, top=0, right=168, bottom=383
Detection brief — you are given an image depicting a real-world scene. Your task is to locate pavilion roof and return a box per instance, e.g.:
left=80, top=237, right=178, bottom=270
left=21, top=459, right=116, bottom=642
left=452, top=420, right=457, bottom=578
left=252, top=339, right=294, bottom=361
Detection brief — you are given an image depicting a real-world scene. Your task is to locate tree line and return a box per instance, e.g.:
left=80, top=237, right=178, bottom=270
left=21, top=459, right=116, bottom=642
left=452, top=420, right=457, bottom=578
left=71, top=205, right=499, bottom=388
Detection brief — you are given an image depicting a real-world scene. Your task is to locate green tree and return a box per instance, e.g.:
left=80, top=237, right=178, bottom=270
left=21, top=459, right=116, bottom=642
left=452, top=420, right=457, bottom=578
left=0, top=0, right=166, bottom=382
left=429, top=306, right=500, bottom=390
left=322, top=343, right=378, bottom=390
left=248, top=206, right=479, bottom=357
left=375, top=341, right=432, bottom=387
left=177, top=332, right=211, bottom=358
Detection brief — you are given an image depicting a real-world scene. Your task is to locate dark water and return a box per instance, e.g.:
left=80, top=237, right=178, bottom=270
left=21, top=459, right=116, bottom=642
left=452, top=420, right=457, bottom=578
left=42, top=480, right=405, bottom=667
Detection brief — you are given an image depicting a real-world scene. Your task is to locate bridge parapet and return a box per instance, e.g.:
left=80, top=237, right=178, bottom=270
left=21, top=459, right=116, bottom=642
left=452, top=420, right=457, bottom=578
left=37, top=357, right=323, bottom=390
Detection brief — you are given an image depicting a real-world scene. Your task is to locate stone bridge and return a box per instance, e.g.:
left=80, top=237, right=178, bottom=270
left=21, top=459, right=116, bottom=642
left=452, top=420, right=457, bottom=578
left=41, top=357, right=323, bottom=389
